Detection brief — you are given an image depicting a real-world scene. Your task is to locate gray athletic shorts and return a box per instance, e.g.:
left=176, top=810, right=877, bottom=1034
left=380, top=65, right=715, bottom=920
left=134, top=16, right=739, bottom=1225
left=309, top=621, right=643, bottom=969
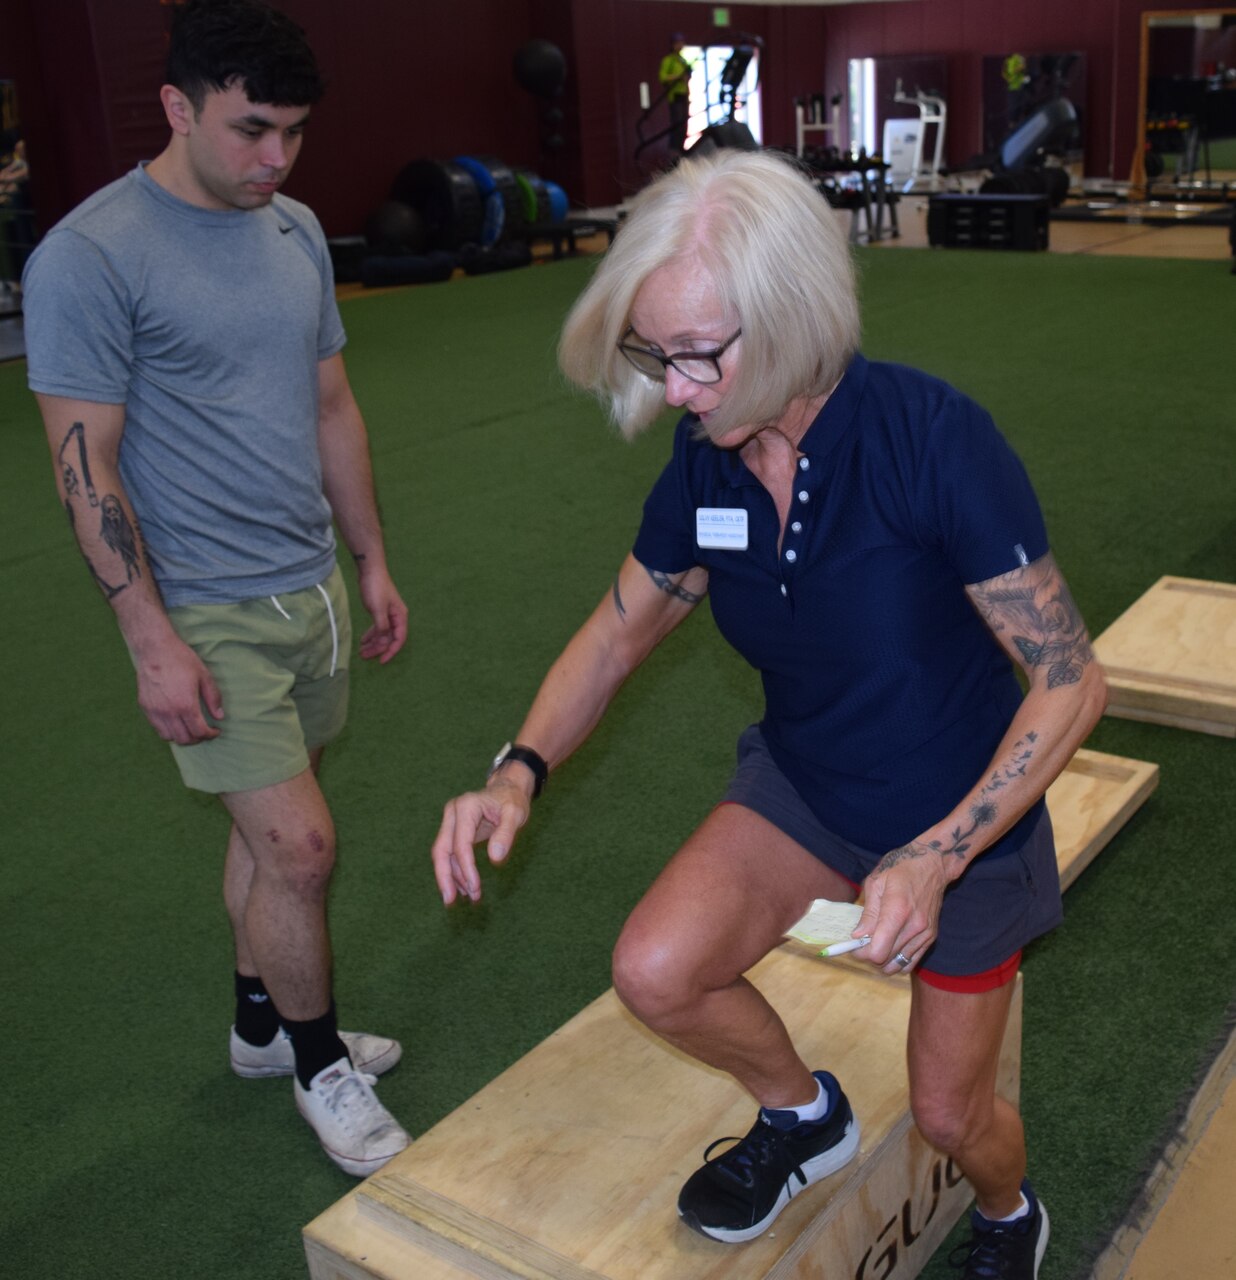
left=721, top=724, right=1064, bottom=982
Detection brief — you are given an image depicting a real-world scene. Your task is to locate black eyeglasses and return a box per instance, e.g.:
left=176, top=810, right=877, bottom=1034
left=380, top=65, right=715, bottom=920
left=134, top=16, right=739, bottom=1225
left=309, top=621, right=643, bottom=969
left=617, top=326, right=742, bottom=386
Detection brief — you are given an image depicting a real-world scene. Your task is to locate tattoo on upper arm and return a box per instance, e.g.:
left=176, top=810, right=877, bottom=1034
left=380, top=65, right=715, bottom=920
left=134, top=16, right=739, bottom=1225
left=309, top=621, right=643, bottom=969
left=57, top=422, right=143, bottom=599
left=970, top=559, right=1093, bottom=689
left=611, top=575, right=627, bottom=621
left=644, top=566, right=704, bottom=605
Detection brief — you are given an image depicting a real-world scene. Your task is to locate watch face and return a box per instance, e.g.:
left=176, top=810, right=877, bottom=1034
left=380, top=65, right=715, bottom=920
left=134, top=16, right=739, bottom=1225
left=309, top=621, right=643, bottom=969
left=490, top=741, right=513, bottom=774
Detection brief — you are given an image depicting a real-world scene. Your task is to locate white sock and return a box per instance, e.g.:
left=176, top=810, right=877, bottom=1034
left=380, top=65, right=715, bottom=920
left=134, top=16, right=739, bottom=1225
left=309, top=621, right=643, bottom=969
left=983, top=1193, right=1030, bottom=1225
left=774, top=1076, right=828, bottom=1123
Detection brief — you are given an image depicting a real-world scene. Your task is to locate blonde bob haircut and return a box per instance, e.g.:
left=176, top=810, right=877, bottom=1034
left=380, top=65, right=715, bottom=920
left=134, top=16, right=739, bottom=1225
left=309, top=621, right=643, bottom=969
left=558, top=149, right=860, bottom=443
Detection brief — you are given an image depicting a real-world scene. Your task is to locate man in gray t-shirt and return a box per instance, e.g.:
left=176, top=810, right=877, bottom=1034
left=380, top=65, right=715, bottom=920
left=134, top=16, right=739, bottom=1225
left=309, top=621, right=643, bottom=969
left=24, top=0, right=409, bottom=1178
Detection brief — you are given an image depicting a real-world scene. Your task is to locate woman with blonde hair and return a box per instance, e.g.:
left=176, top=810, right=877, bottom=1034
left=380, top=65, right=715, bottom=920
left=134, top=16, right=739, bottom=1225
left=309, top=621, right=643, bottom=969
left=433, top=149, right=1103, bottom=1279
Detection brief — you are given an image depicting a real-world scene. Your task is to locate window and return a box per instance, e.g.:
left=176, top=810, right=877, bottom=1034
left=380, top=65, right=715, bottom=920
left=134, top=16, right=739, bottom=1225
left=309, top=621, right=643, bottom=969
left=684, top=45, right=763, bottom=150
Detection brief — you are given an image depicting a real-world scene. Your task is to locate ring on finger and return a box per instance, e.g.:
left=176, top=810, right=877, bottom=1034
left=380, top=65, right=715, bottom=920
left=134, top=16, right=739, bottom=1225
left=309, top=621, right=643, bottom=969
left=893, top=951, right=911, bottom=969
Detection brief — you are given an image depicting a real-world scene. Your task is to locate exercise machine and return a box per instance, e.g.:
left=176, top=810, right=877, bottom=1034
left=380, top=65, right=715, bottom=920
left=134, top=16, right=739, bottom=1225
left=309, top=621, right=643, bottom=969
left=883, top=79, right=947, bottom=192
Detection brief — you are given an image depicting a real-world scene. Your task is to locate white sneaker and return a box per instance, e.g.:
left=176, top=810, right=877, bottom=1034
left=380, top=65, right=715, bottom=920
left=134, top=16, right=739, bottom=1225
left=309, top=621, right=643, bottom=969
left=230, top=1026, right=401, bottom=1079
left=294, top=1057, right=410, bottom=1177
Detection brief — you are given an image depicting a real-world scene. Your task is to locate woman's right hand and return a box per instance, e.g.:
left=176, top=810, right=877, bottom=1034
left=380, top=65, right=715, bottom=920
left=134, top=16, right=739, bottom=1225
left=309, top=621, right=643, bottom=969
left=431, top=778, right=531, bottom=905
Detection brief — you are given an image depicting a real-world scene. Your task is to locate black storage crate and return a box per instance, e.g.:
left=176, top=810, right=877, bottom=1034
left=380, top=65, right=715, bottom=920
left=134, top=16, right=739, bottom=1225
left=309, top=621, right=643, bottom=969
left=927, top=193, right=1049, bottom=251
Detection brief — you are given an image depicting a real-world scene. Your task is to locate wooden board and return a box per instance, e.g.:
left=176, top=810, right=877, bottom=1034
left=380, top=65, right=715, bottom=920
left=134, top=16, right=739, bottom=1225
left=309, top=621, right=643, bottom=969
left=1048, top=748, right=1159, bottom=891
left=1094, top=577, right=1236, bottom=737
left=305, top=959, right=1020, bottom=1280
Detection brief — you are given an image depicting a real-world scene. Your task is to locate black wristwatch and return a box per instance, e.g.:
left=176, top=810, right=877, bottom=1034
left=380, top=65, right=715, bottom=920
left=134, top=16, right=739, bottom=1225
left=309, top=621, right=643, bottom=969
left=487, top=741, right=548, bottom=799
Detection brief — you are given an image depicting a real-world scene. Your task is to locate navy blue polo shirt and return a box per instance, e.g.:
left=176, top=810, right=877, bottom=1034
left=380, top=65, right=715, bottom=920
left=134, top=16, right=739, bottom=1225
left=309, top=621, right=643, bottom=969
left=632, top=354, right=1050, bottom=859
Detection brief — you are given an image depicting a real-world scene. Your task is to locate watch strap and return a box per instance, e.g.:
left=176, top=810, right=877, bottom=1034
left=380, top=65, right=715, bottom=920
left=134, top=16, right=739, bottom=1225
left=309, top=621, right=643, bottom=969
left=489, top=742, right=548, bottom=798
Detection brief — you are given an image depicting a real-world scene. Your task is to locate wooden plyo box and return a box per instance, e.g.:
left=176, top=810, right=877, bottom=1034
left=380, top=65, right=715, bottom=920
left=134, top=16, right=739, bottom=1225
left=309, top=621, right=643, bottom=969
left=306, top=958, right=1018, bottom=1280
left=1094, top=577, right=1236, bottom=737
left=303, top=748, right=1156, bottom=1280
left=1049, top=748, right=1158, bottom=891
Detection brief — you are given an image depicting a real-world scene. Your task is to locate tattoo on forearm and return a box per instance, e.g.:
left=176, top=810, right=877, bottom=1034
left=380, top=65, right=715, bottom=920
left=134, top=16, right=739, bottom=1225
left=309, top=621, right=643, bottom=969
left=611, top=575, right=627, bottom=621
left=874, top=731, right=1040, bottom=873
left=58, top=423, right=98, bottom=507
left=644, top=566, right=703, bottom=605
left=100, top=495, right=142, bottom=584
left=970, top=559, right=1093, bottom=690
left=873, top=840, right=931, bottom=873
left=987, top=731, right=1037, bottom=788
left=57, top=423, right=143, bottom=599
left=876, top=802, right=995, bottom=871
left=66, top=501, right=126, bottom=598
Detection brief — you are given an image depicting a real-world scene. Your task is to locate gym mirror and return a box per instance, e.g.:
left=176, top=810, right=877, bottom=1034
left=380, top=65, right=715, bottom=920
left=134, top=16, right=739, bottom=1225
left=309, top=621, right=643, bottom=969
left=1130, top=8, right=1236, bottom=193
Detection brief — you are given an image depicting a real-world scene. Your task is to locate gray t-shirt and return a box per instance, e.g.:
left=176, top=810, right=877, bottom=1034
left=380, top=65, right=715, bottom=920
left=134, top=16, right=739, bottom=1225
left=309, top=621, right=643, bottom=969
left=24, top=164, right=346, bottom=606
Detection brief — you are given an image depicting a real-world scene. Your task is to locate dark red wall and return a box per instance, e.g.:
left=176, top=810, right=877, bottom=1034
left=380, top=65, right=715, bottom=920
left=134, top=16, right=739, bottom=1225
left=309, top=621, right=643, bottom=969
left=0, top=0, right=1224, bottom=236
left=537, top=0, right=1233, bottom=199
left=0, top=0, right=548, bottom=235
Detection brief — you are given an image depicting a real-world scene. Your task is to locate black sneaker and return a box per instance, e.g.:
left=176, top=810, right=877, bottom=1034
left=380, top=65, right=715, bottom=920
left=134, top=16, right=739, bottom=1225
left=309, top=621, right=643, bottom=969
left=949, top=1181, right=1049, bottom=1279
left=677, top=1070, right=860, bottom=1243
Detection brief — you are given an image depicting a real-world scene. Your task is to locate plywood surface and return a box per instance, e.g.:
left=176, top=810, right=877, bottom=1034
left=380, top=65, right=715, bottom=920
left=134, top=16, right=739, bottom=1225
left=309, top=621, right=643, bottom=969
left=304, top=744, right=1159, bottom=1280
left=1094, top=577, right=1236, bottom=736
left=1048, top=748, right=1159, bottom=890
left=306, top=957, right=1020, bottom=1280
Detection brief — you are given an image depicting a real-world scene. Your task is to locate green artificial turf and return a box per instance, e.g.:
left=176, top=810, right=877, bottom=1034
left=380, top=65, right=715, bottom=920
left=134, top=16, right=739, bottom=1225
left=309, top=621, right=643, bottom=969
left=2, top=246, right=1233, bottom=1279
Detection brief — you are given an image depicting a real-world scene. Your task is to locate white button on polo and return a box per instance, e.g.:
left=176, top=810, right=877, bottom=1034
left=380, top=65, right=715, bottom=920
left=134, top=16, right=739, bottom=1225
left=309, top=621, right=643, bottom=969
left=799, top=457, right=810, bottom=471
left=780, top=584, right=788, bottom=596
left=791, top=521, right=802, bottom=533
left=798, top=490, right=810, bottom=503
left=785, top=550, right=797, bottom=563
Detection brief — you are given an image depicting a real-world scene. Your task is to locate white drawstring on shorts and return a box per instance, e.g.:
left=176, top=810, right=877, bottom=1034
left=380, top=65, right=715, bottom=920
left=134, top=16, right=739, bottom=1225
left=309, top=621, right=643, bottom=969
left=316, top=582, right=339, bottom=677
left=268, top=585, right=339, bottom=677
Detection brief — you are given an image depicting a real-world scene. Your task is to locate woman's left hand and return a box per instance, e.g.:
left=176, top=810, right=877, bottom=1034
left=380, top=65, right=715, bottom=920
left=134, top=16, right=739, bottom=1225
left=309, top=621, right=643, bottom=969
left=855, top=841, right=950, bottom=975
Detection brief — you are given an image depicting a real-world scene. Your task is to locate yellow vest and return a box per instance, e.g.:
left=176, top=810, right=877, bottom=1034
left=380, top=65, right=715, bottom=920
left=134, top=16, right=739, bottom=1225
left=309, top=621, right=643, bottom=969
left=659, top=52, right=691, bottom=102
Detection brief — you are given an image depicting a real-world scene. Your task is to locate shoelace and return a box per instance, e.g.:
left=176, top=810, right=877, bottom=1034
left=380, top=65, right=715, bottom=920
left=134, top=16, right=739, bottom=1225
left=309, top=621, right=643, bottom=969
left=947, top=1223, right=1025, bottom=1278
left=320, top=1070, right=380, bottom=1126
left=703, top=1118, right=806, bottom=1190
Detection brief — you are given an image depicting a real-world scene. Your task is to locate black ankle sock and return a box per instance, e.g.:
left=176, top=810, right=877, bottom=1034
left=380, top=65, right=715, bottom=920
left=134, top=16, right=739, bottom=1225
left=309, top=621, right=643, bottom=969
left=283, top=1003, right=348, bottom=1089
left=234, top=971, right=280, bottom=1047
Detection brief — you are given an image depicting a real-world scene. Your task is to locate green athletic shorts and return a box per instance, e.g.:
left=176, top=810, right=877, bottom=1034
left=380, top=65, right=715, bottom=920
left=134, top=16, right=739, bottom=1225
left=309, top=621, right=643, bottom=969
left=166, top=565, right=352, bottom=794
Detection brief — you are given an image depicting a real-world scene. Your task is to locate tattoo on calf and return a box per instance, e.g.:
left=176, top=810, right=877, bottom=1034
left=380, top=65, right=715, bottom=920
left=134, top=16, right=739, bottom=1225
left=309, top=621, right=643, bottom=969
left=971, top=559, right=1093, bottom=690
left=644, top=566, right=703, bottom=605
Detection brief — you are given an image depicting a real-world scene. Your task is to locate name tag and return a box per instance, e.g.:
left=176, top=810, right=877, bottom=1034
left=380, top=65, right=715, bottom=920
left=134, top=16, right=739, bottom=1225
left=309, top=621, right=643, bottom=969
left=696, top=507, right=749, bottom=550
